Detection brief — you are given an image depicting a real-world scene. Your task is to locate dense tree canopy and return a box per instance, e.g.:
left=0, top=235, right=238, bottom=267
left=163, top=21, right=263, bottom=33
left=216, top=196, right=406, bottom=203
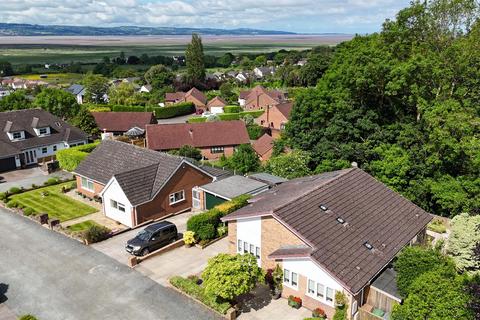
left=33, top=88, right=79, bottom=119
left=144, top=64, right=174, bottom=91
left=82, top=73, right=109, bottom=104
left=0, top=90, right=32, bottom=111
left=285, top=0, right=480, bottom=218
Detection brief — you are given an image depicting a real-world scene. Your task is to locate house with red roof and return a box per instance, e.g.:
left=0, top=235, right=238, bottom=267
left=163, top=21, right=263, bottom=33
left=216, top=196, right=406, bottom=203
left=239, top=85, right=286, bottom=111
left=207, top=96, right=228, bottom=114
left=252, top=133, right=274, bottom=162
left=91, top=112, right=157, bottom=135
left=145, top=121, right=250, bottom=160
left=165, top=87, right=207, bottom=110
left=255, top=102, right=293, bottom=138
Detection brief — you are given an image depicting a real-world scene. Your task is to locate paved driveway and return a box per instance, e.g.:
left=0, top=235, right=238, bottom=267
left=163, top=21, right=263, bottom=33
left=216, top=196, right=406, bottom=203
left=0, top=208, right=220, bottom=320
left=0, top=167, right=72, bottom=192
left=92, top=211, right=196, bottom=264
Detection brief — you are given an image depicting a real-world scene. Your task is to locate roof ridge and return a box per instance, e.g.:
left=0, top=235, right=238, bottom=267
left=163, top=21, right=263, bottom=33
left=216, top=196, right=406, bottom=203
left=271, top=168, right=356, bottom=214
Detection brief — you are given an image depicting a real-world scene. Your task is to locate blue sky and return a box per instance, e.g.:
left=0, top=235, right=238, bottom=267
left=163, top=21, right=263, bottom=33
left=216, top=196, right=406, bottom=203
left=1, top=0, right=412, bottom=33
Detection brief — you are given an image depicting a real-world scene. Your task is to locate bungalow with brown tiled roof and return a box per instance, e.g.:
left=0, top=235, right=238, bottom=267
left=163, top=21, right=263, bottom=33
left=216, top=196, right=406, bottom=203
left=252, top=133, right=274, bottom=162
left=255, top=102, right=293, bottom=138
left=222, top=168, right=432, bottom=319
left=239, top=85, right=286, bottom=111
left=91, top=112, right=157, bottom=136
left=165, top=87, right=207, bottom=110
left=145, top=121, right=250, bottom=160
left=207, top=96, right=228, bottom=114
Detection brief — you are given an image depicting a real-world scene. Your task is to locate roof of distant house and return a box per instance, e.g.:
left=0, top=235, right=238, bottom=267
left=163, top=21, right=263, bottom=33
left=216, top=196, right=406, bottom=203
left=252, top=133, right=274, bottom=157
left=66, top=84, right=85, bottom=96
left=166, top=87, right=207, bottom=105
left=200, top=175, right=269, bottom=200
left=207, top=96, right=228, bottom=108
left=248, top=172, right=288, bottom=186
left=222, top=168, right=432, bottom=295
left=240, top=85, right=285, bottom=104
left=186, top=87, right=207, bottom=104
left=146, top=121, right=250, bottom=150
left=0, top=108, right=88, bottom=157
left=74, top=140, right=228, bottom=205
left=274, top=102, right=294, bottom=119
left=92, top=112, right=156, bottom=132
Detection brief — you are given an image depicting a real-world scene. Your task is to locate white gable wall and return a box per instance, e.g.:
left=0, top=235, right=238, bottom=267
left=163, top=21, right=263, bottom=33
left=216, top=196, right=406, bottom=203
left=102, top=178, right=134, bottom=227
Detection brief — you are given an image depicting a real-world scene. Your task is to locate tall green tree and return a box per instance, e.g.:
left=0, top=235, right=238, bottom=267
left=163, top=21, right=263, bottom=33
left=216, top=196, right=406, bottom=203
left=33, top=88, right=79, bottom=119
left=0, top=90, right=32, bottom=111
left=82, top=73, right=109, bottom=104
left=228, top=144, right=260, bottom=174
left=144, top=64, right=174, bottom=90
left=185, top=33, right=205, bottom=85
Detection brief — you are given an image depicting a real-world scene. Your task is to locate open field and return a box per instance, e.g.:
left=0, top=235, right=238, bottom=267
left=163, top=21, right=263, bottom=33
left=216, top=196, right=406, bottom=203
left=0, top=34, right=353, bottom=65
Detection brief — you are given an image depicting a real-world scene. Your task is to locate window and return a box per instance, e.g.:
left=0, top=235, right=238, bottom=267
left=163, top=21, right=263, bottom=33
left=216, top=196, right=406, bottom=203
left=53, top=145, right=57, bottom=152
left=308, top=280, right=315, bottom=294
left=283, top=269, right=290, bottom=284
left=250, top=244, right=254, bottom=255
left=12, top=132, right=22, bottom=139
left=210, top=146, right=224, bottom=154
left=244, top=241, right=248, bottom=253
left=255, top=247, right=260, bottom=259
left=291, top=272, right=298, bottom=287
left=39, top=128, right=48, bottom=135
left=237, top=240, right=242, bottom=253
left=41, top=147, right=48, bottom=154
left=110, top=199, right=126, bottom=213
left=326, top=287, right=334, bottom=303
left=280, top=123, right=286, bottom=130
left=317, top=283, right=325, bottom=299
left=81, top=177, right=94, bottom=191
left=352, top=300, right=358, bottom=317
left=169, top=190, right=185, bottom=205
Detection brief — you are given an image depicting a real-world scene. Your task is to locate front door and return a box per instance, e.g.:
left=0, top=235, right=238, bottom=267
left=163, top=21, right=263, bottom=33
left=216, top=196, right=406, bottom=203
left=192, top=187, right=202, bottom=210
left=23, top=150, right=37, bottom=165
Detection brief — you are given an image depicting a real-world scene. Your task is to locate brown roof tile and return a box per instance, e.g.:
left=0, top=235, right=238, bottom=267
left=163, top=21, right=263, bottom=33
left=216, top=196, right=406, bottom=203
left=207, top=96, right=228, bottom=108
left=252, top=134, right=274, bottom=157
left=146, top=121, right=250, bottom=150
left=223, top=168, right=432, bottom=294
left=275, top=102, right=293, bottom=119
left=92, top=112, right=156, bottom=132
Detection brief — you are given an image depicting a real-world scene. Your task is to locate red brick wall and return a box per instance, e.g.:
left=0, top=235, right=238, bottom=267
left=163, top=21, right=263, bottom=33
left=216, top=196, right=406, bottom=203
left=135, top=164, right=212, bottom=225
left=200, top=145, right=236, bottom=160
left=75, top=175, right=104, bottom=198
left=255, top=106, right=288, bottom=132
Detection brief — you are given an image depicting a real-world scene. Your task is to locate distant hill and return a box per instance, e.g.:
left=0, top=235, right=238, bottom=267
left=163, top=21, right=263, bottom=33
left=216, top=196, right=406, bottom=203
left=0, top=23, right=297, bottom=36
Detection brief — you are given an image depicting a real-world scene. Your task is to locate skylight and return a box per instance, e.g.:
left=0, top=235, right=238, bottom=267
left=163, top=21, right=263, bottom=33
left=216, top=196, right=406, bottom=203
left=319, top=204, right=328, bottom=211
left=364, top=242, right=373, bottom=250
left=336, top=217, right=345, bottom=224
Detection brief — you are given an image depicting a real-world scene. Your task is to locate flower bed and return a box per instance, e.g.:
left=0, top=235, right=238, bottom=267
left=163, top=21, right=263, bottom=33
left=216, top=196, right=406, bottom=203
left=170, top=276, right=231, bottom=315
left=288, top=295, right=302, bottom=309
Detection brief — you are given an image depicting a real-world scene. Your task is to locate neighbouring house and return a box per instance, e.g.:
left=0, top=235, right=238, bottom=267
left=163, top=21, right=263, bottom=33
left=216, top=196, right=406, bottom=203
left=0, top=109, right=88, bottom=172
left=145, top=121, right=250, bottom=160
left=296, top=59, right=308, bottom=66
left=193, top=175, right=269, bottom=211
left=139, top=85, right=152, bottom=93
left=165, top=87, right=207, bottom=110
left=239, top=85, right=286, bottom=110
left=74, top=139, right=229, bottom=228
left=235, top=72, right=249, bottom=83
left=248, top=172, right=288, bottom=186
left=0, top=86, right=11, bottom=99
left=253, top=66, right=276, bottom=79
left=207, top=96, right=228, bottom=114
left=252, top=134, right=274, bottom=162
left=91, top=112, right=157, bottom=136
left=255, top=102, right=293, bottom=138
left=66, top=84, right=86, bottom=105
left=222, top=168, right=432, bottom=319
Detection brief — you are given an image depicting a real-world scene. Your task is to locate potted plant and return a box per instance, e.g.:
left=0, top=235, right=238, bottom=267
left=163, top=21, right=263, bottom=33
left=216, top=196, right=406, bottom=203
left=312, top=307, right=327, bottom=319
left=288, top=295, right=302, bottom=309
left=183, top=231, right=196, bottom=247
left=335, top=291, right=347, bottom=308
left=271, top=264, right=283, bottom=299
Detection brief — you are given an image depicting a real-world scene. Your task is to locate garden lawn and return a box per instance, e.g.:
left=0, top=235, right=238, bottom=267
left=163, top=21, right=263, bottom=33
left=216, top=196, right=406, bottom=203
left=10, top=182, right=97, bottom=222
left=67, top=220, right=102, bottom=232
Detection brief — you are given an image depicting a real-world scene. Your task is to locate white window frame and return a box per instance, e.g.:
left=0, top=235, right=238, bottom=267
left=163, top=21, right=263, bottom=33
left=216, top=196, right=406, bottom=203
left=53, top=145, right=57, bottom=152
left=305, top=279, right=335, bottom=307
left=41, top=147, right=48, bottom=154
left=307, top=279, right=315, bottom=295
left=326, top=287, right=335, bottom=303
left=255, top=246, right=260, bottom=259
left=12, top=132, right=22, bottom=140
left=81, top=177, right=94, bottom=192
left=110, top=199, right=126, bottom=213
left=39, top=127, right=48, bottom=135
left=237, top=240, right=242, bottom=253
left=169, top=190, right=185, bottom=205
left=283, top=267, right=298, bottom=290
left=210, top=146, right=225, bottom=154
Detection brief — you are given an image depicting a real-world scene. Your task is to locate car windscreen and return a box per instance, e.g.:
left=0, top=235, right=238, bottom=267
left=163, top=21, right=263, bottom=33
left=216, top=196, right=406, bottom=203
left=136, top=230, right=152, bottom=241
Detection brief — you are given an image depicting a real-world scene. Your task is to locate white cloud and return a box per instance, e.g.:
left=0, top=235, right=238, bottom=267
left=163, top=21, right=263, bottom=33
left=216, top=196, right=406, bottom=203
left=0, top=0, right=411, bottom=33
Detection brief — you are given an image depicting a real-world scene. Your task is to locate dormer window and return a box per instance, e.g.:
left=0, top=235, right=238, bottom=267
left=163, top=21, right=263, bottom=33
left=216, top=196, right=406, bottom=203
left=34, top=127, right=50, bottom=137
left=8, top=131, right=25, bottom=141
left=39, top=128, right=48, bottom=135
left=12, top=132, right=22, bottom=139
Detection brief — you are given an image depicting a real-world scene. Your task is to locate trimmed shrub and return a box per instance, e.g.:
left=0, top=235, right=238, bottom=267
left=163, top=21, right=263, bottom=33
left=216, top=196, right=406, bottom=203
left=170, top=276, right=231, bottom=314
left=183, top=231, right=196, bottom=245
left=187, top=209, right=222, bottom=234
left=240, top=110, right=264, bottom=118
left=88, top=106, right=111, bottom=112
left=197, top=224, right=216, bottom=240
left=215, top=195, right=251, bottom=216
left=217, top=225, right=228, bottom=237
left=44, top=177, right=60, bottom=186
left=56, top=141, right=99, bottom=171
left=223, top=105, right=242, bottom=113
left=6, top=200, right=17, bottom=208
left=82, top=224, right=111, bottom=243
left=0, top=192, right=7, bottom=201
left=218, top=113, right=240, bottom=121
left=9, top=187, right=21, bottom=195
left=332, top=307, right=347, bottom=320
left=74, top=141, right=100, bottom=153
left=155, top=102, right=195, bottom=119
left=188, top=116, right=207, bottom=123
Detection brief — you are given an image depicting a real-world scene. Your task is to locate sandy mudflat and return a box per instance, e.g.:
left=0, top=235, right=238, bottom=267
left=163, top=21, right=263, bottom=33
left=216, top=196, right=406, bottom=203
left=0, top=34, right=353, bottom=46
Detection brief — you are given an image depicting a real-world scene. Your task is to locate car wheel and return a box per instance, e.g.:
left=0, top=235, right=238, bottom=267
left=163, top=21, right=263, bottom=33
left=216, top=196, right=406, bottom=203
left=141, top=248, right=150, bottom=256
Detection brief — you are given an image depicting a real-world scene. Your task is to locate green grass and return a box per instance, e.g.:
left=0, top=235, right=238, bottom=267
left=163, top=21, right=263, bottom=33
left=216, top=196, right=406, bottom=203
left=67, top=220, right=102, bottom=232
left=10, top=182, right=97, bottom=222
left=20, top=73, right=84, bottom=86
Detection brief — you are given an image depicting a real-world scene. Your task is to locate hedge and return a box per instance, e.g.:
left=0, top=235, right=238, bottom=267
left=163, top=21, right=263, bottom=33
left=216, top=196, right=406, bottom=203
left=223, top=106, right=242, bottom=113
left=188, top=116, right=207, bottom=123
left=240, top=110, right=264, bottom=118
left=218, top=113, right=240, bottom=121
left=56, top=141, right=100, bottom=171
left=170, top=276, right=231, bottom=314
left=111, top=102, right=195, bottom=119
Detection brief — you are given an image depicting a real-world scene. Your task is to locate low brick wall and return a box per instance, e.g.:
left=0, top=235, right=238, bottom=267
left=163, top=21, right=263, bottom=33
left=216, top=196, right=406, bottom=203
left=129, top=238, right=185, bottom=267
